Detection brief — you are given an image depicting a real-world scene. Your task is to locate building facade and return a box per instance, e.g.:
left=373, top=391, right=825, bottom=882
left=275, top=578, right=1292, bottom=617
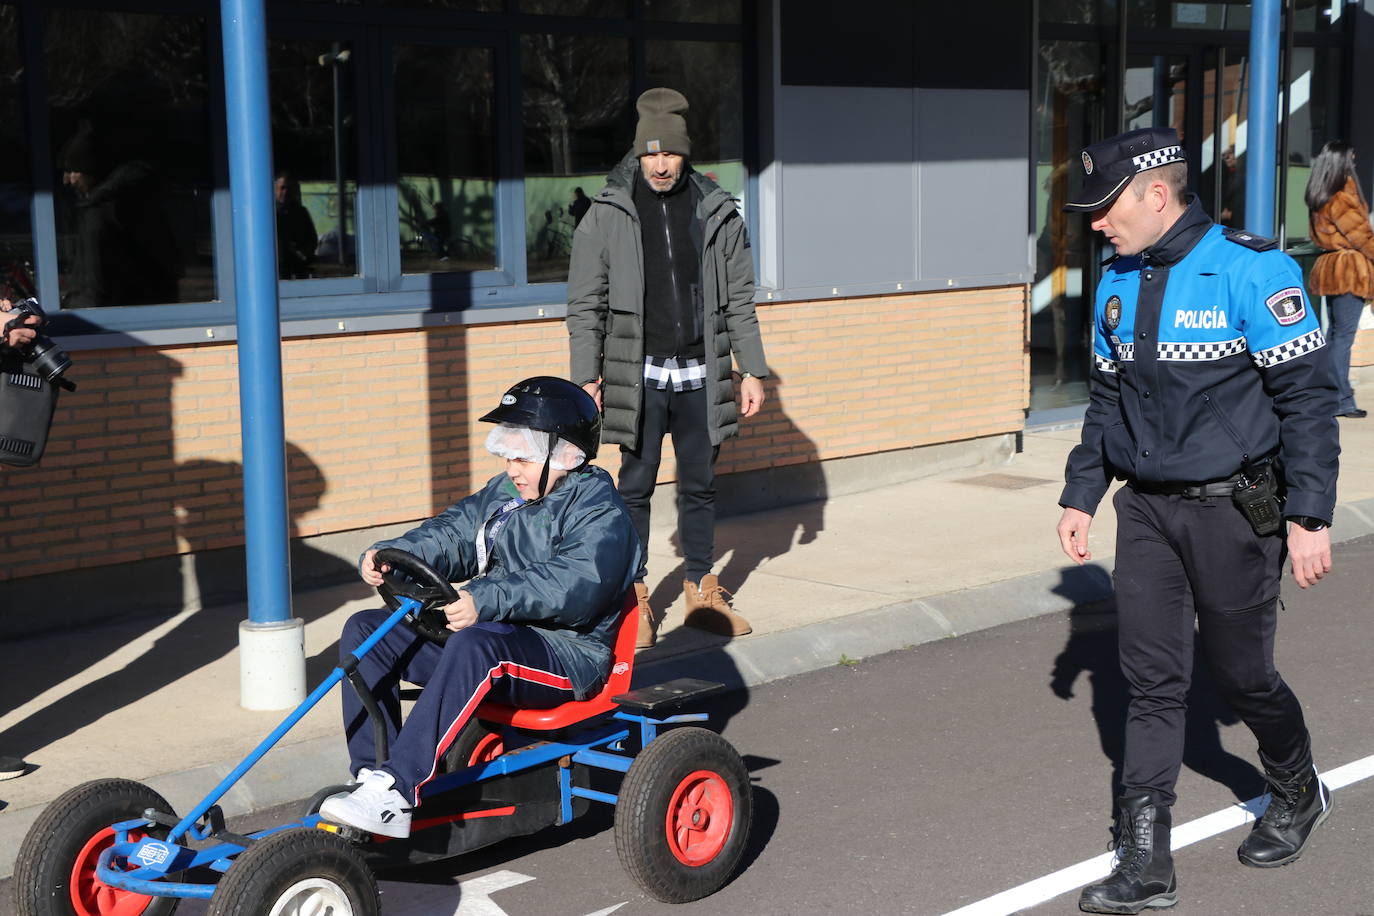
left=2, top=0, right=1370, bottom=635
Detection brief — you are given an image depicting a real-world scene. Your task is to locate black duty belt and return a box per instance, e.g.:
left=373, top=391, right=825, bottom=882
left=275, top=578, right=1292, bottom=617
left=1132, top=475, right=1242, bottom=498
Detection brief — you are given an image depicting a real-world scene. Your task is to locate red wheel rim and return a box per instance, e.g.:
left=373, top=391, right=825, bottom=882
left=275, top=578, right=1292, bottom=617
left=664, top=769, right=733, bottom=866
left=468, top=731, right=505, bottom=766
left=69, top=827, right=158, bottom=916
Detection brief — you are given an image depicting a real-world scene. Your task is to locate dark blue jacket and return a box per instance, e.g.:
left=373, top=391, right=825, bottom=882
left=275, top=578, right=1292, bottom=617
left=1061, top=199, right=1340, bottom=523
left=368, top=465, right=642, bottom=698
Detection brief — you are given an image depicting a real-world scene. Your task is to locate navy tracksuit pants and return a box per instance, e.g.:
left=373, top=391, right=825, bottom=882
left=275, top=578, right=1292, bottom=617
left=1112, top=485, right=1313, bottom=807
left=340, top=611, right=576, bottom=804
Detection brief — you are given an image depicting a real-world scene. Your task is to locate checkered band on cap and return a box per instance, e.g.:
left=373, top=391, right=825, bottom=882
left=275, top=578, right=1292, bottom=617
left=1132, top=145, right=1185, bottom=172
left=1252, top=328, right=1326, bottom=368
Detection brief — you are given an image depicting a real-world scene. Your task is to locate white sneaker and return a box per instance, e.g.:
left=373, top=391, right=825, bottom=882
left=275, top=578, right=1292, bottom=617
left=319, top=769, right=413, bottom=838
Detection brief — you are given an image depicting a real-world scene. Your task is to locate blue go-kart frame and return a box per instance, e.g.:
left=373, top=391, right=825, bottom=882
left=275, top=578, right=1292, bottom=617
left=14, top=549, right=753, bottom=915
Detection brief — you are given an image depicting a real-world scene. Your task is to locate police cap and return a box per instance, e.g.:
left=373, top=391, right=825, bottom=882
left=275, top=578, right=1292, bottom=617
left=1064, top=127, right=1186, bottom=212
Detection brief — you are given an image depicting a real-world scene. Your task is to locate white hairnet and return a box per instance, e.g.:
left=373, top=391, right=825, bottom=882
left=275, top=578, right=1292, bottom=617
left=484, top=423, right=586, bottom=471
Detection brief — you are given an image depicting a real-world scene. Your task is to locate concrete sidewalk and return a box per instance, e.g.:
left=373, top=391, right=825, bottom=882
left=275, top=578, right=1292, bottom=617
left=5, top=393, right=1374, bottom=878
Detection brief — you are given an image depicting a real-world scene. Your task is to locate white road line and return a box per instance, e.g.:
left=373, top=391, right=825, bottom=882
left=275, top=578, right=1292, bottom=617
left=940, top=753, right=1374, bottom=916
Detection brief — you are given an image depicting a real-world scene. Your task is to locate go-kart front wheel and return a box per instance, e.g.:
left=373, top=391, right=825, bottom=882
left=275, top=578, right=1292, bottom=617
left=614, top=726, right=752, bottom=903
left=13, top=778, right=180, bottom=916
left=205, top=827, right=378, bottom=916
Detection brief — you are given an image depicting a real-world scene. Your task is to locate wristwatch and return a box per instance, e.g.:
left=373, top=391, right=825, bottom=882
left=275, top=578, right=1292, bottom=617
left=1288, top=516, right=1329, bottom=532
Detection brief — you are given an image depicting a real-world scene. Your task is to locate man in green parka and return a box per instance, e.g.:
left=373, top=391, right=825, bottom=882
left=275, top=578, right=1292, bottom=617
left=567, top=87, right=769, bottom=649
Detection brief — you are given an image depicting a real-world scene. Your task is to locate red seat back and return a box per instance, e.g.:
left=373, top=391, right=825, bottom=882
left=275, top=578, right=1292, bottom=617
left=476, top=589, right=639, bottom=729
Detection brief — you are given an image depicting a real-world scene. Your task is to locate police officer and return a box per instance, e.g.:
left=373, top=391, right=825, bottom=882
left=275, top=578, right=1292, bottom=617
left=1054, top=127, right=1340, bottom=915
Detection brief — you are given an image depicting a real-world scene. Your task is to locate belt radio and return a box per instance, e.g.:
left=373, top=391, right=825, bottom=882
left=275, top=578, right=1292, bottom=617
left=1232, top=459, right=1283, bottom=537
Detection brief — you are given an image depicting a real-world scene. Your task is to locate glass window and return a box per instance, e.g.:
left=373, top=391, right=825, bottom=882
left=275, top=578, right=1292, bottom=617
left=521, top=33, right=631, bottom=283
left=518, top=0, right=629, bottom=17
left=641, top=0, right=741, bottom=24
left=45, top=10, right=214, bottom=308
left=394, top=43, right=497, bottom=275
left=1284, top=45, right=1343, bottom=241
left=269, top=38, right=359, bottom=280
left=379, top=0, right=504, bottom=11
left=1041, top=0, right=1117, bottom=26
left=0, top=5, right=32, bottom=301
left=646, top=40, right=744, bottom=204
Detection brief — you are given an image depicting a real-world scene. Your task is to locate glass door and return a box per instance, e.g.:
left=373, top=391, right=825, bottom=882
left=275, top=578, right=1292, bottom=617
left=1031, top=39, right=1108, bottom=412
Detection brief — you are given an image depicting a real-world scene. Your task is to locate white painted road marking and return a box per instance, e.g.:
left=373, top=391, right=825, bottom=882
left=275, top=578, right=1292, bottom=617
left=940, top=753, right=1374, bottom=916
left=452, top=869, right=627, bottom=916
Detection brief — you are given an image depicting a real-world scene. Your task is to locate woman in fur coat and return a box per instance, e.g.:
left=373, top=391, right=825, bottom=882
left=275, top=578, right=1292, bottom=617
left=1306, top=139, right=1374, bottom=418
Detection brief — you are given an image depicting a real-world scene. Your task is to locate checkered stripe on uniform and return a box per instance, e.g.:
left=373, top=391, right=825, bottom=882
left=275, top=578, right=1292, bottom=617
left=1252, top=328, right=1326, bottom=368
left=1115, top=342, right=1135, bottom=361
left=1132, top=145, right=1184, bottom=171
left=1253, top=328, right=1324, bottom=368
left=1094, top=354, right=1117, bottom=374
left=1156, top=337, right=1247, bottom=361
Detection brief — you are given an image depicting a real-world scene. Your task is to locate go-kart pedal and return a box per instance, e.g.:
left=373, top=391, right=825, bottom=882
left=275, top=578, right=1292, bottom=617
left=319, top=769, right=413, bottom=839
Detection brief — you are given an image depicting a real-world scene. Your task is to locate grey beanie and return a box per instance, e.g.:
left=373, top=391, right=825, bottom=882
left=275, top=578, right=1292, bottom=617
left=632, top=88, right=691, bottom=158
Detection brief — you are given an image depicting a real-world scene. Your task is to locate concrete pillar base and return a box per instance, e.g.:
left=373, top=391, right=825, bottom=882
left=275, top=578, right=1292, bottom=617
left=238, top=618, right=306, bottom=710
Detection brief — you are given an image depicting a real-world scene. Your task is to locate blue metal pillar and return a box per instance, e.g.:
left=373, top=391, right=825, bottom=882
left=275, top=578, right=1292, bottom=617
left=1245, top=0, right=1281, bottom=236
left=221, top=0, right=291, bottom=627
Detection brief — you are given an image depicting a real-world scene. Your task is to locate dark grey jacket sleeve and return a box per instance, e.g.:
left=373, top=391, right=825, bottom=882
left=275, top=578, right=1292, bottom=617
left=720, top=217, right=768, bottom=378
left=566, top=208, right=610, bottom=387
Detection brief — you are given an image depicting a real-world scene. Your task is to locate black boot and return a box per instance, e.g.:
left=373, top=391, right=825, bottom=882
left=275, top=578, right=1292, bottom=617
left=1079, top=794, right=1178, bottom=914
left=1237, top=764, right=1332, bottom=867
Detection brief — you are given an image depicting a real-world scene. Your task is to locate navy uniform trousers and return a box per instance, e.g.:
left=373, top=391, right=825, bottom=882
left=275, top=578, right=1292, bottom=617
left=340, top=611, right=576, bottom=805
left=1112, top=485, right=1313, bottom=807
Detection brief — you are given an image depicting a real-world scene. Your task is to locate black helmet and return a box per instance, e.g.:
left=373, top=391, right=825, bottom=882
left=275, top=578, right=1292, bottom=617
left=480, top=376, right=601, bottom=459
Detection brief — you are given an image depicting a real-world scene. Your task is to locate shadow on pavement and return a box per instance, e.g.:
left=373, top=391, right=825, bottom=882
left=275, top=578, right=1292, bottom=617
left=0, top=443, right=365, bottom=762
left=1049, top=580, right=1265, bottom=818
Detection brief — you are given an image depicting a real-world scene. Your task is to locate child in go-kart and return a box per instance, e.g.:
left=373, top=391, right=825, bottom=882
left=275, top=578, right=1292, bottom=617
left=321, top=376, right=642, bottom=839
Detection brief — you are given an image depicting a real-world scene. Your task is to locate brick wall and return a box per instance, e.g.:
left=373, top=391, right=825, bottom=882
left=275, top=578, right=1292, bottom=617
left=0, top=284, right=1028, bottom=583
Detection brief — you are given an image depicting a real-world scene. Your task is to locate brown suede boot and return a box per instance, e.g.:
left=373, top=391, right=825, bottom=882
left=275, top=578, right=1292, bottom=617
left=682, top=574, right=752, bottom=636
left=634, top=582, right=657, bottom=649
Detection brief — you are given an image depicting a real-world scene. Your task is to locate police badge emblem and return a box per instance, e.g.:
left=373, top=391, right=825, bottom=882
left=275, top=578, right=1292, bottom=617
left=1264, top=287, right=1306, bottom=326
left=1104, top=295, right=1122, bottom=330
left=1082, top=151, right=1094, bottom=175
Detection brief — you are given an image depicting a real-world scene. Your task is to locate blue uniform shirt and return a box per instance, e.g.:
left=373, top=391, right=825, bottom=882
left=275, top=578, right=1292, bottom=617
left=1061, top=198, right=1340, bottom=523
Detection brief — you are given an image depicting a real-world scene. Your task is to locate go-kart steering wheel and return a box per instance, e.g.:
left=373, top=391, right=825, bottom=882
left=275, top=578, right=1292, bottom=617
left=373, top=548, right=458, bottom=645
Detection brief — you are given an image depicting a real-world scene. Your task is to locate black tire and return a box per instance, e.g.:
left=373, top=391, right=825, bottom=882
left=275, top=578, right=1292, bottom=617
left=13, top=778, right=180, bottom=916
left=205, top=827, right=378, bottom=916
left=614, top=727, right=752, bottom=903
left=439, top=718, right=505, bottom=773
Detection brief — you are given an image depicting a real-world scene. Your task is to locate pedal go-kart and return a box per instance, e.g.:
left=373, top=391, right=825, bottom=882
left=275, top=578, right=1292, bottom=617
left=14, top=549, right=753, bottom=914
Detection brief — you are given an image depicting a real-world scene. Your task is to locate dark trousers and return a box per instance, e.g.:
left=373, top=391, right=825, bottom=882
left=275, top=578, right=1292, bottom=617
left=1112, top=485, right=1313, bottom=807
left=1326, top=292, right=1363, bottom=414
left=340, top=612, right=575, bottom=804
left=618, top=384, right=720, bottom=583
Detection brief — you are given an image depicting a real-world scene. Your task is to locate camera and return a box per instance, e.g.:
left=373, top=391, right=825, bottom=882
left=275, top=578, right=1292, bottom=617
left=4, top=297, right=73, bottom=385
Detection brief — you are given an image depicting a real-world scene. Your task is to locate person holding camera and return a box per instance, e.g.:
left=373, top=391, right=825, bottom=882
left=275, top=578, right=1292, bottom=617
left=1, top=297, right=41, bottom=352
left=1054, top=128, right=1339, bottom=914
left=0, top=298, right=37, bottom=780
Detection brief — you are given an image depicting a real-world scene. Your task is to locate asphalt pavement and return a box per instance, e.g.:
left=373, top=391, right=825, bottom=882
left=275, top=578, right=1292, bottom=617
left=4, top=385, right=1374, bottom=885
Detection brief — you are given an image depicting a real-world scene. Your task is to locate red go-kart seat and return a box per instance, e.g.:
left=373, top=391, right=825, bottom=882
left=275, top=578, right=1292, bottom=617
left=476, top=589, right=639, bottom=730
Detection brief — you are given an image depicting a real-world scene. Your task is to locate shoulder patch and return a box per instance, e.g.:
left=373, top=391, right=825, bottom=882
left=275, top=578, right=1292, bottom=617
left=1265, top=287, right=1307, bottom=326
left=1222, top=227, right=1278, bottom=251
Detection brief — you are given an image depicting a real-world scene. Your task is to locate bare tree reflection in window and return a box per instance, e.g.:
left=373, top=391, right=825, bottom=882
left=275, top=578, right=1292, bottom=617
left=521, top=33, right=630, bottom=283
